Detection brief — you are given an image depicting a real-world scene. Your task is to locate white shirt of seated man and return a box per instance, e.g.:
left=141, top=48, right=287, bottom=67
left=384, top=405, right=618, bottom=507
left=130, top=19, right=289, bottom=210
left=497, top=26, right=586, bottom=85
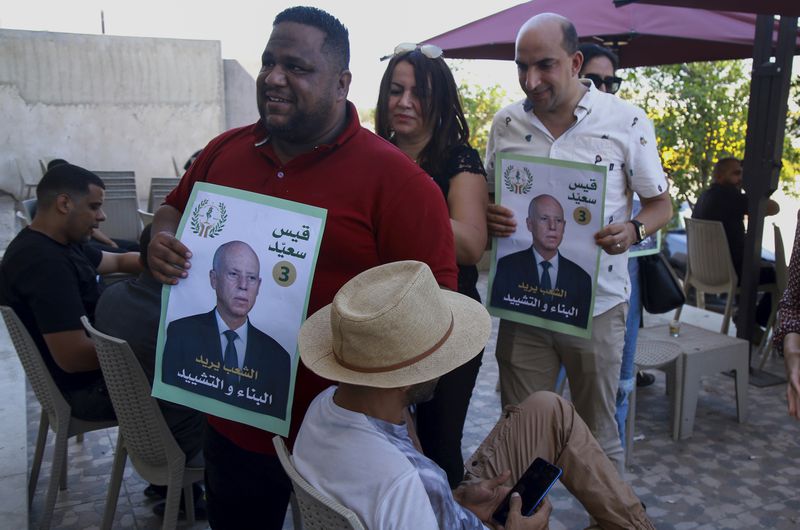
left=293, top=260, right=503, bottom=530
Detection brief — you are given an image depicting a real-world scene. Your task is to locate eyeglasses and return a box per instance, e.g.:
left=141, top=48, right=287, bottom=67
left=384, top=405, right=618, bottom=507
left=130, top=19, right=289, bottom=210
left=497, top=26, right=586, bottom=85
left=380, top=42, right=444, bottom=62
left=583, top=74, right=622, bottom=95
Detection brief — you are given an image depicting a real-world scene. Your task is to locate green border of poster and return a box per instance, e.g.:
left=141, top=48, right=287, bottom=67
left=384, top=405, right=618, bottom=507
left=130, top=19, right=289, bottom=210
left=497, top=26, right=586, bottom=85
left=152, top=182, right=327, bottom=436
left=487, top=153, right=607, bottom=339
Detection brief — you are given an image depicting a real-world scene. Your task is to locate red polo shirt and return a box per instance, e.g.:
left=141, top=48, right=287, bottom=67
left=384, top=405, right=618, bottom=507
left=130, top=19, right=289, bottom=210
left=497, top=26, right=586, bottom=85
left=165, top=103, right=457, bottom=454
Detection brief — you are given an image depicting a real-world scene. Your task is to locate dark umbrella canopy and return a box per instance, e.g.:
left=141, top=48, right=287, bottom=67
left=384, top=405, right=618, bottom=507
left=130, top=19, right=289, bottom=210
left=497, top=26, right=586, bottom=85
left=425, top=1, right=799, bottom=67
left=614, top=0, right=800, bottom=17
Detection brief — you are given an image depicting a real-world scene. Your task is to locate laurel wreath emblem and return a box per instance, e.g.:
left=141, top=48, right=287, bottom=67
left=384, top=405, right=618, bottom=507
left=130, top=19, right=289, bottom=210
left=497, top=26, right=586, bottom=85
left=503, top=165, right=534, bottom=195
left=190, top=199, right=228, bottom=238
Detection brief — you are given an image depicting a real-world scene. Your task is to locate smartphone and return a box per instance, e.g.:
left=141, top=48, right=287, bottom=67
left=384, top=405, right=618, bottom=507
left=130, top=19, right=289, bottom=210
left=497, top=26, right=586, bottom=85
left=492, top=457, right=562, bottom=525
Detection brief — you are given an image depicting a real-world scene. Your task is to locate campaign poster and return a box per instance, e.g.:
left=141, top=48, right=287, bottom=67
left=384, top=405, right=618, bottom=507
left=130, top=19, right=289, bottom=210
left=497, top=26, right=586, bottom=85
left=488, top=153, right=606, bottom=338
left=152, top=182, right=326, bottom=436
left=628, top=194, right=662, bottom=257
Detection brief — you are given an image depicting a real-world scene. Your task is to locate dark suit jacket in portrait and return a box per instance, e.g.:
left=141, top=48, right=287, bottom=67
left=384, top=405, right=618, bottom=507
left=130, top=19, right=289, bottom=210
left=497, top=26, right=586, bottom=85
left=162, top=309, right=291, bottom=419
left=490, top=247, right=593, bottom=328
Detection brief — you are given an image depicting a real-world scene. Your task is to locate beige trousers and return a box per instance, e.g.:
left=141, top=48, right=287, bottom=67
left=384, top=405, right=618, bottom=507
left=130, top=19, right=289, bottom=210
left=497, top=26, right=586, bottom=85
left=495, top=303, right=627, bottom=474
left=464, top=392, right=654, bottom=530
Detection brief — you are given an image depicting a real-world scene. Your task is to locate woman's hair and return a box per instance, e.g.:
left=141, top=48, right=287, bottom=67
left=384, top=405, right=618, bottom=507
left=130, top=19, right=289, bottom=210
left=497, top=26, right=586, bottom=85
left=375, top=50, right=470, bottom=177
left=578, top=43, right=619, bottom=72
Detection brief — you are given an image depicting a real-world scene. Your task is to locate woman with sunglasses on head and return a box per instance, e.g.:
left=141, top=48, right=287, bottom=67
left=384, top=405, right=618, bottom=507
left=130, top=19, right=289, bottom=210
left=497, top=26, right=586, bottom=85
left=375, top=43, right=488, bottom=488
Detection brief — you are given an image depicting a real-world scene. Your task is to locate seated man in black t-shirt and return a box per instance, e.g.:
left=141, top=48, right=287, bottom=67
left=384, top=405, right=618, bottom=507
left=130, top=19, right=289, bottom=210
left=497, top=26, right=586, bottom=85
left=0, top=163, right=142, bottom=420
left=693, top=157, right=780, bottom=326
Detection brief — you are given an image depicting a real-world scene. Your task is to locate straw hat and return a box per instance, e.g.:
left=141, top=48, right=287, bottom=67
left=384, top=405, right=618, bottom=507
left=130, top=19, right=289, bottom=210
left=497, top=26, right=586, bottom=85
left=299, top=261, right=491, bottom=388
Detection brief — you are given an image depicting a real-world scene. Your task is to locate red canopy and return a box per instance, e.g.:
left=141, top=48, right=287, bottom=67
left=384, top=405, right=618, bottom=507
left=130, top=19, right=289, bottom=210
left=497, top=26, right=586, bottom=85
left=424, top=1, right=800, bottom=67
left=614, top=0, right=800, bottom=17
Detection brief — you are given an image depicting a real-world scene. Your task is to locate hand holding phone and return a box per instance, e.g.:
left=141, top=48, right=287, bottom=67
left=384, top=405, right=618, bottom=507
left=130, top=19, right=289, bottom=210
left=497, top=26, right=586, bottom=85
left=500, top=494, right=552, bottom=530
left=492, top=457, right=562, bottom=526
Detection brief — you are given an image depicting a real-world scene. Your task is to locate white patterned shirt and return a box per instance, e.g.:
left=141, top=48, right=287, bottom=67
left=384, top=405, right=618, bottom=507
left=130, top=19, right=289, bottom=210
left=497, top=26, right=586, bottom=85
left=486, top=81, right=667, bottom=315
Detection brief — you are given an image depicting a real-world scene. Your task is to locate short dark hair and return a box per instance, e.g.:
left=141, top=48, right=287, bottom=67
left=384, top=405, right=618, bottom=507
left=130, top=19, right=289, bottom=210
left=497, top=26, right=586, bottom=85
left=46, top=158, right=69, bottom=171
left=713, top=157, right=741, bottom=177
left=36, top=163, right=105, bottom=208
left=559, top=18, right=579, bottom=55
left=375, top=51, right=471, bottom=177
left=578, top=43, right=619, bottom=72
left=273, top=6, right=350, bottom=71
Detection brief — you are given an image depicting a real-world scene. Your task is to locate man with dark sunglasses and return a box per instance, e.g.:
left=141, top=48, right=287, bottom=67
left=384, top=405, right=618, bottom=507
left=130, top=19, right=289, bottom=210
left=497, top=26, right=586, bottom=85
left=578, top=43, right=622, bottom=95
left=578, top=43, right=655, bottom=456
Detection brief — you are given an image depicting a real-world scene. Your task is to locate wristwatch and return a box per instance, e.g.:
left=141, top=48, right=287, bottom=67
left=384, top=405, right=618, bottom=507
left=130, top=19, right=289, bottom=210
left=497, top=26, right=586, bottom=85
left=629, top=220, right=646, bottom=244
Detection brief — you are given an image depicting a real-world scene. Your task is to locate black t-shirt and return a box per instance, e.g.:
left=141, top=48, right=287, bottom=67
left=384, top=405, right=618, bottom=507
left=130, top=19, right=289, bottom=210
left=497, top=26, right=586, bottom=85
left=0, top=228, right=103, bottom=390
left=692, top=183, right=748, bottom=277
left=427, top=144, right=487, bottom=302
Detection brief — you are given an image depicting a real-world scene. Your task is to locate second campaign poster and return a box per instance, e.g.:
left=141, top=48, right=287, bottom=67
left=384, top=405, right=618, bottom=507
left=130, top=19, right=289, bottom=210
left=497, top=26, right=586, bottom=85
left=152, top=182, right=326, bottom=436
left=488, top=153, right=607, bottom=338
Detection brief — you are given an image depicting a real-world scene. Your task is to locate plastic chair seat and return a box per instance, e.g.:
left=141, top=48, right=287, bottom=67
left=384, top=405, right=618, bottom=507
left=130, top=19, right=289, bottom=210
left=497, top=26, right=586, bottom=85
left=626, top=324, right=749, bottom=465
left=634, top=339, right=682, bottom=369
left=82, top=317, right=202, bottom=530
left=273, top=436, right=365, bottom=530
left=0, top=306, right=116, bottom=529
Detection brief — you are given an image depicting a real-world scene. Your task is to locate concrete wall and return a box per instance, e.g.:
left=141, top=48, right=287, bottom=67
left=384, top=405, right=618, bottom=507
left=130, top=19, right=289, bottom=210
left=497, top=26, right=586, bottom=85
left=224, top=59, right=258, bottom=130
left=0, top=29, right=256, bottom=212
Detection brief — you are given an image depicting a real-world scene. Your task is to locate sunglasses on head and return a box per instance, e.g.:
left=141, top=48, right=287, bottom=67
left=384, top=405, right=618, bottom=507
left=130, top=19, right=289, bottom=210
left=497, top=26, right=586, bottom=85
left=584, top=74, right=622, bottom=94
left=380, top=42, right=444, bottom=61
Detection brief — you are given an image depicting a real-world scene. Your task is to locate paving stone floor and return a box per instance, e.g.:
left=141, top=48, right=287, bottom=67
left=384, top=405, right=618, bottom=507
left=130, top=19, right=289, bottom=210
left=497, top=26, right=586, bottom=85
left=23, top=272, right=800, bottom=529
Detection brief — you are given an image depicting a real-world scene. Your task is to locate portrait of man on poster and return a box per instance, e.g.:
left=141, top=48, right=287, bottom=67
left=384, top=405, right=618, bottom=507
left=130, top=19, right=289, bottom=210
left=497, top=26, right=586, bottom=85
left=491, top=194, right=592, bottom=328
left=161, top=240, right=291, bottom=419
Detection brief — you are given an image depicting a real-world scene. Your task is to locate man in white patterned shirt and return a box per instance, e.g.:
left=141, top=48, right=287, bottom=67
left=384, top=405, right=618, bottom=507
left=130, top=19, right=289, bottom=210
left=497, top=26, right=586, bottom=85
left=486, top=13, right=673, bottom=475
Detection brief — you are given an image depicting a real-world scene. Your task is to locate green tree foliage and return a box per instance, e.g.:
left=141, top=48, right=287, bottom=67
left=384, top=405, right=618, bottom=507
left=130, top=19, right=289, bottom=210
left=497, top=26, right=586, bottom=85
left=459, top=82, right=507, bottom=161
left=782, top=76, right=800, bottom=193
left=619, top=61, right=749, bottom=208
left=620, top=60, right=799, bottom=207
left=358, top=106, right=376, bottom=131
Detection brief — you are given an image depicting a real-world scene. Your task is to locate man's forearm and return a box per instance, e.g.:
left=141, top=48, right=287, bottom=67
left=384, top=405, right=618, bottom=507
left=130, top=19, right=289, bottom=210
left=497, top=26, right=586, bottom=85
left=152, top=204, right=182, bottom=235
left=635, top=192, right=673, bottom=235
left=44, top=330, right=100, bottom=373
left=117, top=252, right=143, bottom=274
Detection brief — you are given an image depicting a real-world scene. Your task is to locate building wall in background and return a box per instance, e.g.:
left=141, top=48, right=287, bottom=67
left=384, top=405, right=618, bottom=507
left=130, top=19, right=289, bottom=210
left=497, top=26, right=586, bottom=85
left=0, top=29, right=257, bottom=209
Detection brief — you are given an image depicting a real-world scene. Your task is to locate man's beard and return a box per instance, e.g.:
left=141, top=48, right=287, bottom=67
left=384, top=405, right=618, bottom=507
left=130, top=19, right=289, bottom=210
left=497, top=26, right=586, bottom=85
left=263, top=105, right=329, bottom=144
left=406, top=378, right=439, bottom=406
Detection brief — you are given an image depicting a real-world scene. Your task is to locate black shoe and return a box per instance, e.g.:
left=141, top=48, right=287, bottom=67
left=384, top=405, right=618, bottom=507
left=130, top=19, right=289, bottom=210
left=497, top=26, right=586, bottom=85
left=636, top=371, right=655, bottom=387
left=143, top=484, right=167, bottom=500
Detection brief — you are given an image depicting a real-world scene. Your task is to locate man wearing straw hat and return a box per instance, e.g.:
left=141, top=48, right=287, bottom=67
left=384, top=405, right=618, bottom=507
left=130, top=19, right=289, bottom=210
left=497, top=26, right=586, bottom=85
left=294, top=260, right=654, bottom=529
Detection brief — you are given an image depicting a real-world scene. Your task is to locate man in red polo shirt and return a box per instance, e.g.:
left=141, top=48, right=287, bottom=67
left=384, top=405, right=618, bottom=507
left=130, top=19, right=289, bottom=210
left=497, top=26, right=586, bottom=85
left=148, top=6, right=457, bottom=529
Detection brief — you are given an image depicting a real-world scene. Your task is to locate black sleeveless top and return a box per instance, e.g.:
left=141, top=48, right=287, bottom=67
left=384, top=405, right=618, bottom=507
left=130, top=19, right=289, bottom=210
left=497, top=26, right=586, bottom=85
left=428, top=145, right=487, bottom=302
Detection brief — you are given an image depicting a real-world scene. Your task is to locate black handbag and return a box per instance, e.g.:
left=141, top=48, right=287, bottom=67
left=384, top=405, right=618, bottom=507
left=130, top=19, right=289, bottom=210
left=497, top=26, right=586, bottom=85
left=638, top=253, right=686, bottom=314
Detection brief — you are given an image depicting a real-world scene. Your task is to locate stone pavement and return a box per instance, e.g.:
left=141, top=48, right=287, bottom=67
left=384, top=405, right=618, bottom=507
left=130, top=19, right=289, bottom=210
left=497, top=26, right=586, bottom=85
left=14, top=272, right=800, bottom=529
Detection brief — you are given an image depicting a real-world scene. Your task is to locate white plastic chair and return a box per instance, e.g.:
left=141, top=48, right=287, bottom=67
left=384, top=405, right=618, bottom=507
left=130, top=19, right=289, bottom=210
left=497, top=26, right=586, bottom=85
left=100, top=195, right=141, bottom=240
left=625, top=339, right=683, bottom=465
left=0, top=306, right=116, bottom=529
left=674, top=218, right=738, bottom=334
left=82, top=317, right=203, bottom=530
left=272, top=436, right=366, bottom=530
left=148, top=177, right=179, bottom=212
left=758, top=223, right=788, bottom=369
left=137, top=209, right=154, bottom=231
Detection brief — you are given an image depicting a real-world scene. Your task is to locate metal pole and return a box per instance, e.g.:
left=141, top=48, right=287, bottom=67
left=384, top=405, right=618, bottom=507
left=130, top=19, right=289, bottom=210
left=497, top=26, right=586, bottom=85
left=739, top=15, right=797, bottom=355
